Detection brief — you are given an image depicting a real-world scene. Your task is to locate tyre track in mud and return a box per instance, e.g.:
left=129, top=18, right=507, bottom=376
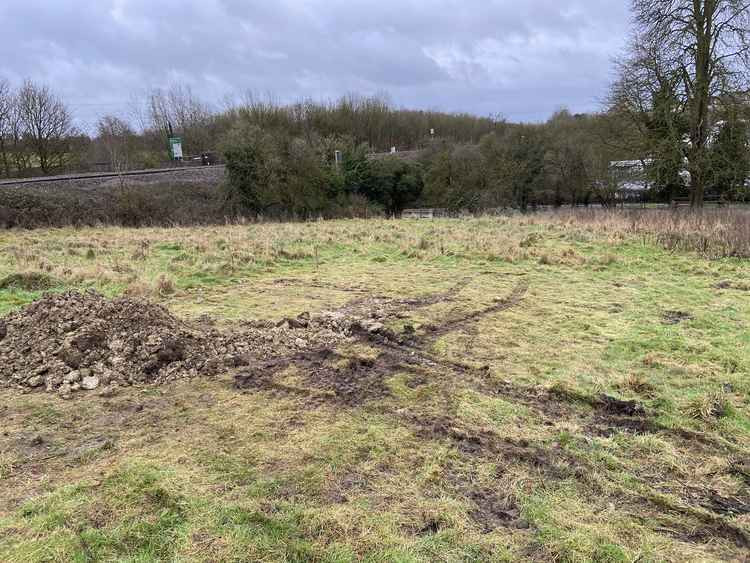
left=4, top=273, right=748, bottom=548
left=231, top=280, right=750, bottom=546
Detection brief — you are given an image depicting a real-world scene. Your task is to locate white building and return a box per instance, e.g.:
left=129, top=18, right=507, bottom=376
left=609, top=158, right=691, bottom=195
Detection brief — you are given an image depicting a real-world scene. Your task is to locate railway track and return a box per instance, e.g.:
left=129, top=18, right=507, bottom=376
left=0, top=165, right=226, bottom=187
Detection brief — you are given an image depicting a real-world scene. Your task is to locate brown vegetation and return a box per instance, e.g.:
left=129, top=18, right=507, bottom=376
left=536, top=207, right=750, bottom=258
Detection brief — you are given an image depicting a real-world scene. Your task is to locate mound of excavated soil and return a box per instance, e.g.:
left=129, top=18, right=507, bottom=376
left=0, top=281, right=514, bottom=399
left=0, top=291, right=351, bottom=398
left=0, top=291, right=224, bottom=397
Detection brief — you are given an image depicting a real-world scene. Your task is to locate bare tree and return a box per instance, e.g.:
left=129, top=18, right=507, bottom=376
left=126, top=90, right=150, bottom=134
left=148, top=85, right=214, bottom=155
left=17, top=81, right=76, bottom=173
left=0, top=79, right=13, bottom=177
left=148, top=88, right=173, bottom=138
left=8, top=93, right=32, bottom=176
left=0, top=81, right=34, bottom=177
left=614, top=0, right=750, bottom=206
left=97, top=115, right=135, bottom=174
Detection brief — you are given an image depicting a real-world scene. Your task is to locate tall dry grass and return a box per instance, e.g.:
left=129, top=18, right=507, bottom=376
left=1, top=209, right=747, bottom=304
left=534, top=207, right=750, bottom=259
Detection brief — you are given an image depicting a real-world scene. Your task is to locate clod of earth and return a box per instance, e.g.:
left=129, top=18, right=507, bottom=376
left=469, top=488, right=527, bottom=533
left=715, top=280, right=750, bottom=291
left=662, top=310, right=694, bottom=325
left=597, top=394, right=646, bottom=416
left=81, top=376, right=100, bottom=390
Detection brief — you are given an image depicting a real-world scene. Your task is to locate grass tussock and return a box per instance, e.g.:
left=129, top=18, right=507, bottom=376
left=0, top=272, right=59, bottom=291
left=685, top=391, right=734, bottom=422
left=537, top=207, right=750, bottom=259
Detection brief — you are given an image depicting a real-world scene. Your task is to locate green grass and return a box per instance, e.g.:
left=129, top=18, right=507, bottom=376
left=0, top=216, right=748, bottom=561
left=3, top=463, right=187, bottom=562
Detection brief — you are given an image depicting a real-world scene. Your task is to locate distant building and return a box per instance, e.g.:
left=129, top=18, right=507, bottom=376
left=402, top=208, right=449, bottom=219
left=609, top=160, right=651, bottom=195
left=610, top=120, right=749, bottom=197
left=609, top=158, right=691, bottom=197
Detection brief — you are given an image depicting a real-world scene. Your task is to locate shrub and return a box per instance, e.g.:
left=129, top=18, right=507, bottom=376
left=359, top=157, right=423, bottom=217
left=0, top=272, right=59, bottom=291
left=0, top=181, right=232, bottom=229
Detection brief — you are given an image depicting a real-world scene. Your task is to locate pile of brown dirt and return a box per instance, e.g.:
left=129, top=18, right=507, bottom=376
left=0, top=291, right=348, bottom=398
left=1, top=281, right=527, bottom=399
left=0, top=291, right=221, bottom=396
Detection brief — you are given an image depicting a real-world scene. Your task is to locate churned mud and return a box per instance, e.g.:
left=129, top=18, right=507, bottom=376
left=3, top=280, right=749, bottom=552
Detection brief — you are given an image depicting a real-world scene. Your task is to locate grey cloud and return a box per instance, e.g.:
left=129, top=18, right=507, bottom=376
left=0, top=0, right=630, bottom=129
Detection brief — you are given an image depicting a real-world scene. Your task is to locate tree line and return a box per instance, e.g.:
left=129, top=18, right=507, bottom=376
left=220, top=108, right=606, bottom=219
left=0, top=79, right=83, bottom=177
left=2, top=0, right=749, bottom=213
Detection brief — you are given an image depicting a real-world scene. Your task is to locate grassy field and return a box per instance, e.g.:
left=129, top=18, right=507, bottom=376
left=0, top=213, right=749, bottom=562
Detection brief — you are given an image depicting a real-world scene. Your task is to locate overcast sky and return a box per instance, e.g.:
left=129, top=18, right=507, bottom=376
left=0, top=0, right=631, bottom=131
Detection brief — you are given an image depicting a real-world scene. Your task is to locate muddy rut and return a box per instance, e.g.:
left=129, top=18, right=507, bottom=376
left=4, top=281, right=749, bottom=547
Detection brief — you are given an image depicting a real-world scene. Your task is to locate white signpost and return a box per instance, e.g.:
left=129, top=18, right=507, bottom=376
left=169, top=137, right=183, bottom=161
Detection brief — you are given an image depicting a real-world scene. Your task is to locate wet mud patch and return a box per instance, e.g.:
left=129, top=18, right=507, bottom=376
left=669, top=506, right=750, bottom=549
left=410, top=457, right=532, bottom=536
left=468, top=487, right=530, bottom=533
left=412, top=410, right=750, bottom=549
left=619, top=499, right=750, bottom=551
left=585, top=394, right=657, bottom=437
left=715, top=280, right=750, bottom=291
left=482, top=380, right=660, bottom=439
left=652, top=518, right=750, bottom=551
left=655, top=484, right=750, bottom=520
left=662, top=310, right=694, bottom=325
left=233, top=348, right=393, bottom=407
left=408, top=414, right=588, bottom=480
left=597, top=394, right=646, bottom=416
left=230, top=281, right=531, bottom=409
left=407, top=490, right=527, bottom=537
left=483, top=380, right=579, bottom=423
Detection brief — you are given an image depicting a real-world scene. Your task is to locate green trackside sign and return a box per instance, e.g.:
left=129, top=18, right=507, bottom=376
left=168, top=137, right=183, bottom=160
